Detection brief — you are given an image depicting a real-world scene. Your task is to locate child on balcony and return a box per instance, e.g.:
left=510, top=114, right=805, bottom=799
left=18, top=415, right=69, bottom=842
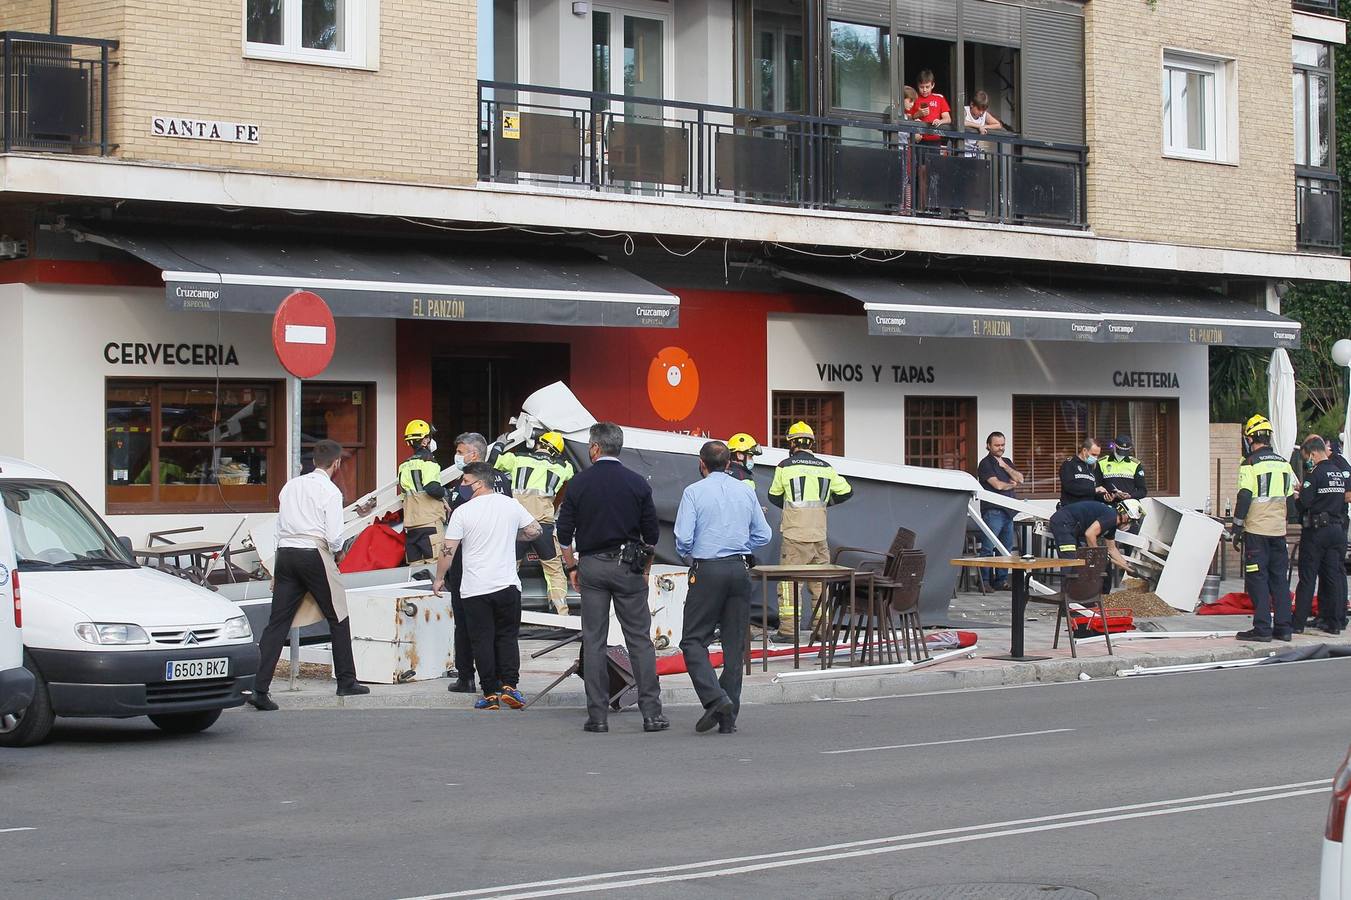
left=963, top=90, right=1005, bottom=158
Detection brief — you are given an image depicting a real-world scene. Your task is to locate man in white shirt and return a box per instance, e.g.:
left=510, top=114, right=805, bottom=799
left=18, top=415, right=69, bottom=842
left=251, top=439, right=370, bottom=711
left=434, top=462, right=542, bottom=710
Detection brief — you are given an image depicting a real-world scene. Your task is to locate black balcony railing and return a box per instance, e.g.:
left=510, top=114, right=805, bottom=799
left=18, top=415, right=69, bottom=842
left=478, top=81, right=1089, bottom=230
left=2, top=31, right=117, bottom=155
left=1297, top=170, right=1343, bottom=252
left=1293, top=0, right=1338, bottom=15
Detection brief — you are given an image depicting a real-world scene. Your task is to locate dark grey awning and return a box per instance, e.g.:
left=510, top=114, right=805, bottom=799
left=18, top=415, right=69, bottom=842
left=778, top=268, right=1301, bottom=348
left=74, top=226, right=679, bottom=328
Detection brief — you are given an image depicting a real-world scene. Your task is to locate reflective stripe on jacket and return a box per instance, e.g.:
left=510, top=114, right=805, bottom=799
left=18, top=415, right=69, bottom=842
left=768, top=450, right=853, bottom=542
left=1236, top=448, right=1295, bottom=537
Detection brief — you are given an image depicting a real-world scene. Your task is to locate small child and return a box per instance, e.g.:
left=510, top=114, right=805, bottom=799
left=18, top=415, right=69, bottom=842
left=963, top=90, right=1004, bottom=156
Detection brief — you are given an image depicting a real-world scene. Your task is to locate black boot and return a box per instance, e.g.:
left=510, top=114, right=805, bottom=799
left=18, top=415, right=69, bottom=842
left=448, top=677, right=476, bottom=693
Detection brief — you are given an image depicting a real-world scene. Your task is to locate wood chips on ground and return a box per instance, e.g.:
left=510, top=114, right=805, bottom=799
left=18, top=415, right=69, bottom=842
left=271, top=661, right=333, bottom=680
left=1102, top=578, right=1182, bottom=618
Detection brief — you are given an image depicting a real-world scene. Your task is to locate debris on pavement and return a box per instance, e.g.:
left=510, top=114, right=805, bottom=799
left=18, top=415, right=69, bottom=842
left=1103, top=578, right=1181, bottom=618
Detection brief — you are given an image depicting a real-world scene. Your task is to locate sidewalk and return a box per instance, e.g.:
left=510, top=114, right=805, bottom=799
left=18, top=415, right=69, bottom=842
left=258, top=583, right=1321, bottom=712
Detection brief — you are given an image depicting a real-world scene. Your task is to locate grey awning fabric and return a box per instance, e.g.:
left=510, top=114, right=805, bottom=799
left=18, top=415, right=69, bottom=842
left=73, top=225, right=679, bottom=328
left=778, top=268, right=1301, bottom=348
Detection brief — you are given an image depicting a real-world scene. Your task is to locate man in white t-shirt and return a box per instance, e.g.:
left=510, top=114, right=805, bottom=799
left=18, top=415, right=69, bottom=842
left=433, top=462, right=541, bottom=710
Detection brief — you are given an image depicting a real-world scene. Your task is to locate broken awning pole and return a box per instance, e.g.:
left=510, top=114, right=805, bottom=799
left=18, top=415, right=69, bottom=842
left=1115, top=656, right=1272, bottom=677
left=967, top=496, right=1056, bottom=596
left=769, top=646, right=977, bottom=683
left=1076, top=630, right=1240, bottom=645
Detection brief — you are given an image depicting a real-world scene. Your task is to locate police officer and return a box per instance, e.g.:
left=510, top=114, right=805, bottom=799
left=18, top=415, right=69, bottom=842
left=768, top=422, right=852, bottom=640
left=493, top=431, right=574, bottom=616
left=1232, top=414, right=1297, bottom=643
left=397, top=419, right=448, bottom=566
left=1048, top=499, right=1137, bottom=570
left=726, top=433, right=761, bottom=487
left=1293, top=435, right=1349, bottom=635
left=1059, top=437, right=1108, bottom=509
left=1098, top=435, right=1147, bottom=503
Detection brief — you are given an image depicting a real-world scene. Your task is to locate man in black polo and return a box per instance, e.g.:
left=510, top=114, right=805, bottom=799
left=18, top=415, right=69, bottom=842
left=556, top=422, right=667, bottom=735
left=1059, top=437, right=1108, bottom=509
left=976, top=431, right=1022, bottom=591
left=1293, top=436, right=1350, bottom=635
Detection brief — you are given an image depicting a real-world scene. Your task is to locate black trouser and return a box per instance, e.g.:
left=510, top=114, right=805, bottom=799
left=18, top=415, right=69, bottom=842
left=1244, top=533, right=1291, bottom=636
left=578, top=552, right=661, bottom=723
left=256, top=547, right=357, bottom=694
left=405, top=526, right=437, bottom=564
left=449, top=553, right=474, bottom=682
left=461, top=586, right=522, bottom=695
left=680, top=556, right=752, bottom=721
left=1294, top=524, right=1348, bottom=631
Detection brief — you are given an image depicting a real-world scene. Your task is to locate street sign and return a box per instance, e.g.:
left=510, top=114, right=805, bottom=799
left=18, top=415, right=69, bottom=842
left=272, top=290, right=335, bottom=378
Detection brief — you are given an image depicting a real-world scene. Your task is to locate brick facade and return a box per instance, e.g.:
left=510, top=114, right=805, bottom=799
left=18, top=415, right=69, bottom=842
left=55, top=0, right=478, bottom=186
left=1085, top=0, right=1297, bottom=253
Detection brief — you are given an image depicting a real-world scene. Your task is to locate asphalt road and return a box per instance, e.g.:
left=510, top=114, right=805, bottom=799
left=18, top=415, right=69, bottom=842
left=3, top=659, right=1350, bottom=900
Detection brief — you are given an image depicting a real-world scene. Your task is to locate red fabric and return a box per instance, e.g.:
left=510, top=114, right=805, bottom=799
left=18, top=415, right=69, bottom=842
left=654, top=630, right=979, bottom=676
left=338, top=523, right=408, bottom=573
left=1198, top=591, right=1315, bottom=616
left=915, top=92, right=951, bottom=140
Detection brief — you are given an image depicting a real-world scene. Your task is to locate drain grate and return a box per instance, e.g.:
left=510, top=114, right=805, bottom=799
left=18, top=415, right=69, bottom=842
left=891, top=884, right=1099, bottom=900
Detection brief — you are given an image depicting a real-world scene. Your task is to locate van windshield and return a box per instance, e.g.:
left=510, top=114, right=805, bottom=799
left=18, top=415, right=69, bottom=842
left=1, top=480, right=138, bottom=571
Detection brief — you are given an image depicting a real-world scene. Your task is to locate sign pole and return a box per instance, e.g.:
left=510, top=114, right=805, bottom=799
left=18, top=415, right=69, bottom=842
left=288, top=373, right=302, bottom=691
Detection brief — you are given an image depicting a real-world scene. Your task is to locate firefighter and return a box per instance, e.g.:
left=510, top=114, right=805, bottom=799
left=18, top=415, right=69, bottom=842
left=397, top=419, right=447, bottom=566
left=1048, top=499, right=1139, bottom=571
left=1293, top=435, right=1350, bottom=635
left=1231, top=414, right=1297, bottom=643
left=494, top=430, right=574, bottom=616
left=726, top=433, right=761, bottom=486
left=1098, top=435, right=1147, bottom=503
left=768, top=422, right=852, bottom=640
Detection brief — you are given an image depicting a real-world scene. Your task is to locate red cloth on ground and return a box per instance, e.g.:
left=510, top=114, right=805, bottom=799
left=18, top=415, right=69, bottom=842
left=1199, top=591, right=1315, bottom=616
left=338, top=522, right=408, bottom=573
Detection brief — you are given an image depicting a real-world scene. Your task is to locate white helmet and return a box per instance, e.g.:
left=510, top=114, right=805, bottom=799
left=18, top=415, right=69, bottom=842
left=1115, top=499, right=1145, bottom=522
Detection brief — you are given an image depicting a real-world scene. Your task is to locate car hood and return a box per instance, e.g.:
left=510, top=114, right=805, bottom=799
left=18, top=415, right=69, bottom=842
left=21, top=566, right=244, bottom=627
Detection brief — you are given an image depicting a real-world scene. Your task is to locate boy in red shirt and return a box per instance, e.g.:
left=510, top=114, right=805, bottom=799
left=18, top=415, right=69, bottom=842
left=913, top=69, right=951, bottom=142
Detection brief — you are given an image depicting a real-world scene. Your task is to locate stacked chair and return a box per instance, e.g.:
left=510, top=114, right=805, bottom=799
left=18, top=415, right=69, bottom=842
left=821, top=527, right=929, bottom=667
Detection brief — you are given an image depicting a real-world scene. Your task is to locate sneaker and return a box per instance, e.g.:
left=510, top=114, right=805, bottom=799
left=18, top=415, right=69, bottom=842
left=474, top=694, right=500, bottom=710
left=499, top=686, right=526, bottom=709
left=1235, top=629, right=1272, bottom=643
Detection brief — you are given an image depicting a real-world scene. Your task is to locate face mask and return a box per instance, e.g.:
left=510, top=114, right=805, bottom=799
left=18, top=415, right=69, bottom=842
left=427, top=439, right=437, bottom=454
left=1305, top=458, right=1316, bottom=472
left=456, top=483, right=475, bottom=503
left=453, top=453, right=466, bottom=468
left=1085, top=454, right=1099, bottom=466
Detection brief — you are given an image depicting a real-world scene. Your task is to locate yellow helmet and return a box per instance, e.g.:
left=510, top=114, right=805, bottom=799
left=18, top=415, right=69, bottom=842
left=727, top=433, right=761, bottom=455
left=1244, top=414, right=1274, bottom=438
left=404, top=419, right=434, bottom=442
left=787, top=421, right=815, bottom=443
left=538, top=431, right=564, bottom=455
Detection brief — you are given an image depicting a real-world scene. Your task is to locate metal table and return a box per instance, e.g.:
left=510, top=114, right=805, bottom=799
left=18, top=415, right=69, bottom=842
left=951, top=555, right=1084, bottom=661
left=748, top=563, right=868, bottom=671
left=133, top=541, right=231, bottom=586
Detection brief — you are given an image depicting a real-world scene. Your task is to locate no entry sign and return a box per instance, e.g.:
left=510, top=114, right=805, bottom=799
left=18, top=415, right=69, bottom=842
left=272, top=290, right=335, bottom=378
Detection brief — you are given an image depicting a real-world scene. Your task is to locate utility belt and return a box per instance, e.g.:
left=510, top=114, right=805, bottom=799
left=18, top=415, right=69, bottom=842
left=587, top=541, right=655, bottom=575
left=1303, top=512, right=1347, bottom=530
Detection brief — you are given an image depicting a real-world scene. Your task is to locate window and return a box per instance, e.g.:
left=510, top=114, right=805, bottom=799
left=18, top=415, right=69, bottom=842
left=301, top=382, right=376, bottom=504
left=244, top=0, right=376, bottom=69
left=106, top=380, right=281, bottom=513
left=1293, top=40, right=1333, bottom=171
left=905, top=397, right=977, bottom=471
left=1162, top=51, right=1233, bottom=162
left=772, top=391, right=844, bottom=455
left=1012, top=397, right=1179, bottom=499
left=829, top=21, right=890, bottom=113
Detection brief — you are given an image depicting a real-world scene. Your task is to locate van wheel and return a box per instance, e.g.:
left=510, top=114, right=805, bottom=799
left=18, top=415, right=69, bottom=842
left=148, top=709, right=222, bottom=734
left=0, top=652, right=55, bottom=747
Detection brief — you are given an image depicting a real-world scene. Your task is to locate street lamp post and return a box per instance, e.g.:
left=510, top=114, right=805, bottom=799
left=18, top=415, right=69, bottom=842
left=1332, top=339, right=1351, bottom=451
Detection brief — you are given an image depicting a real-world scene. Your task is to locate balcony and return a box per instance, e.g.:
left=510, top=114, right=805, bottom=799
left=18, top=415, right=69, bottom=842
left=478, top=82, right=1088, bottom=231
left=1297, top=170, right=1343, bottom=252
left=1293, top=0, right=1339, bottom=15
left=1, top=32, right=116, bottom=155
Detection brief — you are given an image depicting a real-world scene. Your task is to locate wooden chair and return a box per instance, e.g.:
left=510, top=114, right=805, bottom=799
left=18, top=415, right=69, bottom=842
left=1026, top=546, right=1112, bottom=657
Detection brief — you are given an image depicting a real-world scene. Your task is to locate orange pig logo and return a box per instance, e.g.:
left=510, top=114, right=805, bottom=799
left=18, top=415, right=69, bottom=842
left=647, top=346, right=700, bottom=422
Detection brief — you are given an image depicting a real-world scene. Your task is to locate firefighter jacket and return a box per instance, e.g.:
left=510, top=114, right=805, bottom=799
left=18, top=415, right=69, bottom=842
left=495, top=450, right=574, bottom=523
left=1235, top=447, right=1296, bottom=537
left=1097, top=454, right=1147, bottom=499
left=728, top=461, right=755, bottom=487
left=768, top=450, right=853, bottom=542
left=397, top=451, right=447, bottom=530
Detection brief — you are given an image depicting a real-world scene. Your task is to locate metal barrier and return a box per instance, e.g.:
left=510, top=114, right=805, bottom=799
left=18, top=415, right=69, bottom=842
left=2, top=31, right=117, bottom=155
left=478, top=81, right=1089, bottom=230
left=1297, top=171, right=1343, bottom=253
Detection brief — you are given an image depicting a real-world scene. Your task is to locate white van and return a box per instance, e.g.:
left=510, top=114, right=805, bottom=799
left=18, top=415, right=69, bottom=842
left=0, top=457, right=259, bottom=746
left=0, top=503, right=36, bottom=730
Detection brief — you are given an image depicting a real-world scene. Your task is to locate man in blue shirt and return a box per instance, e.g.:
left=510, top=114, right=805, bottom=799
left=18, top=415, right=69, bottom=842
left=674, top=441, right=772, bottom=735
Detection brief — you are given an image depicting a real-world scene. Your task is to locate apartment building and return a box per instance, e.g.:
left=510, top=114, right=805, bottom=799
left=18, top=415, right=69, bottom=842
left=0, top=0, right=1345, bottom=538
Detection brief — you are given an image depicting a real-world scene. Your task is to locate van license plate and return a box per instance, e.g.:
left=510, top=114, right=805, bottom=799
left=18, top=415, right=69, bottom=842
left=165, top=658, right=229, bottom=681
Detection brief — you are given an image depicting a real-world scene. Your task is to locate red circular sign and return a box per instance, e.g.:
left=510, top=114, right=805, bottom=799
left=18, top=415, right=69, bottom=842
left=272, top=290, right=336, bottom=379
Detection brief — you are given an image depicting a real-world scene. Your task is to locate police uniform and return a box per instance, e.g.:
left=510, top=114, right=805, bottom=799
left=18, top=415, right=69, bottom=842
left=1058, top=455, right=1100, bottom=508
left=1234, top=446, right=1297, bottom=638
left=1049, top=501, right=1118, bottom=555
left=1098, top=453, right=1147, bottom=501
left=494, top=448, right=573, bottom=613
left=397, top=448, right=447, bottom=564
left=1294, top=456, right=1350, bottom=633
left=768, top=449, right=852, bottom=631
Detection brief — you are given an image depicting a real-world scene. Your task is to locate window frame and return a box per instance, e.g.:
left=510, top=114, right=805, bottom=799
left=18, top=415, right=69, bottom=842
left=1292, top=39, right=1335, bottom=173
left=242, top=0, right=380, bottom=71
left=771, top=391, right=845, bottom=456
left=903, top=396, right=978, bottom=471
left=299, top=381, right=377, bottom=505
left=105, top=378, right=284, bottom=515
left=1161, top=49, right=1236, bottom=164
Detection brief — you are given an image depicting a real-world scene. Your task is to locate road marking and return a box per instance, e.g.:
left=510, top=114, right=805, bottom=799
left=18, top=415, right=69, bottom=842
left=822, top=728, right=1075, bottom=755
left=0, top=828, right=35, bottom=835
left=396, top=780, right=1330, bottom=900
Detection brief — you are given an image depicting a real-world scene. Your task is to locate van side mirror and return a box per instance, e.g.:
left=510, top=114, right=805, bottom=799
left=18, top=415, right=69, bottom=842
left=117, top=535, right=134, bottom=555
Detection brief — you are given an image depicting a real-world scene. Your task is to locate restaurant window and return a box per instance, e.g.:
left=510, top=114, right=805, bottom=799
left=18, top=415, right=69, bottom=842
left=905, top=397, right=976, bottom=471
left=300, top=382, right=376, bottom=504
left=772, top=391, right=844, bottom=455
left=1012, top=396, right=1179, bottom=499
left=106, top=380, right=281, bottom=513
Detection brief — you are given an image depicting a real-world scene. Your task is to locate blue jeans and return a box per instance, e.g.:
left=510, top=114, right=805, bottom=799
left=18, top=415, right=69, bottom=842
left=981, top=507, right=1016, bottom=586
